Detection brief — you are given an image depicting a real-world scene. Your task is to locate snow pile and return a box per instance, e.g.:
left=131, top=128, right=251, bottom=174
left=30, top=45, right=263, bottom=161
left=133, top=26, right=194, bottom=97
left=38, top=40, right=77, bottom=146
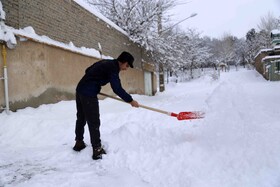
left=0, top=1, right=17, bottom=49
left=1, top=69, right=280, bottom=187
left=0, top=1, right=5, bottom=20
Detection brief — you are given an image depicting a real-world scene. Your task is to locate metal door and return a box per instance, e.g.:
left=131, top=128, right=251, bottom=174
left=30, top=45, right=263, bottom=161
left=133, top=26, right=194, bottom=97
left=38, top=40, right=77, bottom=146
left=144, top=71, right=152, bottom=96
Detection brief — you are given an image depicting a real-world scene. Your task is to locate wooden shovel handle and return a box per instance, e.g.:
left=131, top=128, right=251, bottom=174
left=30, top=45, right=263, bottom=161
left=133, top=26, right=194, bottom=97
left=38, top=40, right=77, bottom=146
left=99, top=92, right=170, bottom=116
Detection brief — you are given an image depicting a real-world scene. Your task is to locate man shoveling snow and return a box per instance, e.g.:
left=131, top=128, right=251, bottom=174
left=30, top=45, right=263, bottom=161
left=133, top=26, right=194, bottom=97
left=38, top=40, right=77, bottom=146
left=73, top=51, right=139, bottom=160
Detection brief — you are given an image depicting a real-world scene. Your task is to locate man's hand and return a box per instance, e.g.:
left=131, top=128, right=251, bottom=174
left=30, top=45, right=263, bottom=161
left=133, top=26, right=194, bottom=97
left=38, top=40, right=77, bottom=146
left=130, top=100, right=139, bottom=108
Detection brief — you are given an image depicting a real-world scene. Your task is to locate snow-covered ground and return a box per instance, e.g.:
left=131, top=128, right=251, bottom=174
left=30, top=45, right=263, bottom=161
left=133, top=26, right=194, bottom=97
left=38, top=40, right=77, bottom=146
left=1, top=68, right=280, bottom=187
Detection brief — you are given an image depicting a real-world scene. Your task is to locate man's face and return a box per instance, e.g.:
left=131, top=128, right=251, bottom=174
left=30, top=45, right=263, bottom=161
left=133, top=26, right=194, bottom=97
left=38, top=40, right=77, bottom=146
left=119, top=62, right=130, bottom=71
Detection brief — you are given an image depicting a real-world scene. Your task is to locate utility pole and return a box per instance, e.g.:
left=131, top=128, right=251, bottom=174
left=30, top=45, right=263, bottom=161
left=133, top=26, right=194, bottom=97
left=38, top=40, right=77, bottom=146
left=156, top=5, right=197, bottom=92
left=157, top=3, right=197, bottom=92
left=157, top=8, right=165, bottom=92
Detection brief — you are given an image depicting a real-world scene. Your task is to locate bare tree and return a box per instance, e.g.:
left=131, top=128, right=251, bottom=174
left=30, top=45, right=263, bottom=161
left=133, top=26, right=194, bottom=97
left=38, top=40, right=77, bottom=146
left=180, top=29, right=211, bottom=78
left=220, top=34, right=238, bottom=66
left=87, top=0, right=177, bottom=50
left=258, top=12, right=279, bottom=33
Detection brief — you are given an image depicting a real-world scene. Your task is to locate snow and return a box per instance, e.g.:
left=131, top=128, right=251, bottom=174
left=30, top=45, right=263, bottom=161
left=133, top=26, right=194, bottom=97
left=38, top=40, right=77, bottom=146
left=1, top=23, right=112, bottom=59
left=254, top=48, right=273, bottom=59
left=271, top=29, right=280, bottom=35
left=1, top=69, right=280, bottom=187
left=0, top=1, right=5, bottom=20
left=0, top=1, right=16, bottom=48
left=13, top=26, right=112, bottom=59
left=275, top=45, right=280, bottom=50
left=262, top=55, right=280, bottom=62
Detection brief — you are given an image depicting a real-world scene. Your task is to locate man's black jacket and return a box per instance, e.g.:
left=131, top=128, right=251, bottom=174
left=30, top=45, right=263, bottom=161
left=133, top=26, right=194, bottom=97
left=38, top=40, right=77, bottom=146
left=76, top=59, right=133, bottom=102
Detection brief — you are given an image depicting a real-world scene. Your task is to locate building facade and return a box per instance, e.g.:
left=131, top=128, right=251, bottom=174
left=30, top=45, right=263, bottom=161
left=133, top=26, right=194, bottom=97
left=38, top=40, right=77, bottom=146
left=0, top=0, right=157, bottom=111
left=254, top=29, right=280, bottom=81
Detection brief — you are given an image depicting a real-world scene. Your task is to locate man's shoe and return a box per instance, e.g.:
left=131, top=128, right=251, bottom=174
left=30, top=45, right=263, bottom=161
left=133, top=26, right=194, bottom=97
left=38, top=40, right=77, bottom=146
left=92, top=146, right=106, bottom=160
left=73, top=140, right=86, bottom=151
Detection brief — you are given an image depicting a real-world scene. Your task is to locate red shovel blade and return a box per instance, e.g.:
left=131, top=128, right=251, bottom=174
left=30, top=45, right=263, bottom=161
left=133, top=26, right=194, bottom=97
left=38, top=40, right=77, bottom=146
left=171, top=111, right=205, bottom=120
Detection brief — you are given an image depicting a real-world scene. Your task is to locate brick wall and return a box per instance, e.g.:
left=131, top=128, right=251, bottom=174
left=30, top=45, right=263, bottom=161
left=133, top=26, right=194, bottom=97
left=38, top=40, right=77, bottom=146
left=1, top=0, right=148, bottom=67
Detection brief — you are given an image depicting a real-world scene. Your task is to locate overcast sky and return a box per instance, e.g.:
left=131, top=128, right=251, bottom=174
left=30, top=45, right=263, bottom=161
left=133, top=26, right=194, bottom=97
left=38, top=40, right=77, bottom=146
left=169, top=0, right=280, bottom=39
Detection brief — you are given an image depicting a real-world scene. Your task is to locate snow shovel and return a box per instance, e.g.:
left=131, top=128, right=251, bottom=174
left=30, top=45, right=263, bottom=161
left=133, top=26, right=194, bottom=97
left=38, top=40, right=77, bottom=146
left=99, top=93, right=205, bottom=121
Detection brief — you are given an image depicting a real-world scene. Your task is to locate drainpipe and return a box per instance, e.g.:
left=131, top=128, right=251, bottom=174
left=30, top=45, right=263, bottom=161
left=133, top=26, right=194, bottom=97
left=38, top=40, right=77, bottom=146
left=1, top=44, right=9, bottom=114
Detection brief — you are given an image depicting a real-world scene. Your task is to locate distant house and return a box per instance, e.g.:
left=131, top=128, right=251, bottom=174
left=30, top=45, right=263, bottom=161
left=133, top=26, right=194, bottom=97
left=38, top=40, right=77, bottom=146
left=271, top=29, right=280, bottom=46
left=218, top=62, right=228, bottom=72
left=254, top=29, right=280, bottom=81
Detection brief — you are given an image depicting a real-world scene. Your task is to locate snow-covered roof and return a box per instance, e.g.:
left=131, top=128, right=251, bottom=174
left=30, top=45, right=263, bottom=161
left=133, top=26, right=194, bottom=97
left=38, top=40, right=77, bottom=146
left=275, top=45, right=280, bottom=50
left=74, top=0, right=127, bottom=36
left=271, top=29, right=280, bottom=35
left=218, top=62, right=228, bottom=66
left=1, top=18, right=112, bottom=59
left=254, top=48, right=273, bottom=59
left=262, top=55, right=280, bottom=62
left=14, top=26, right=112, bottom=59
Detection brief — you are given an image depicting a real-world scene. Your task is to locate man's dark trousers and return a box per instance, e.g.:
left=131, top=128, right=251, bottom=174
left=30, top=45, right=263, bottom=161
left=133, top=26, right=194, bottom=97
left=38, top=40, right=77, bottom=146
left=75, top=93, right=101, bottom=148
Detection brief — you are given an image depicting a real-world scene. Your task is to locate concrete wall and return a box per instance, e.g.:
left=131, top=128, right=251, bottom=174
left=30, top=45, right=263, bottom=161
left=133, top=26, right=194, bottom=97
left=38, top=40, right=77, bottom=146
left=0, top=39, right=150, bottom=111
